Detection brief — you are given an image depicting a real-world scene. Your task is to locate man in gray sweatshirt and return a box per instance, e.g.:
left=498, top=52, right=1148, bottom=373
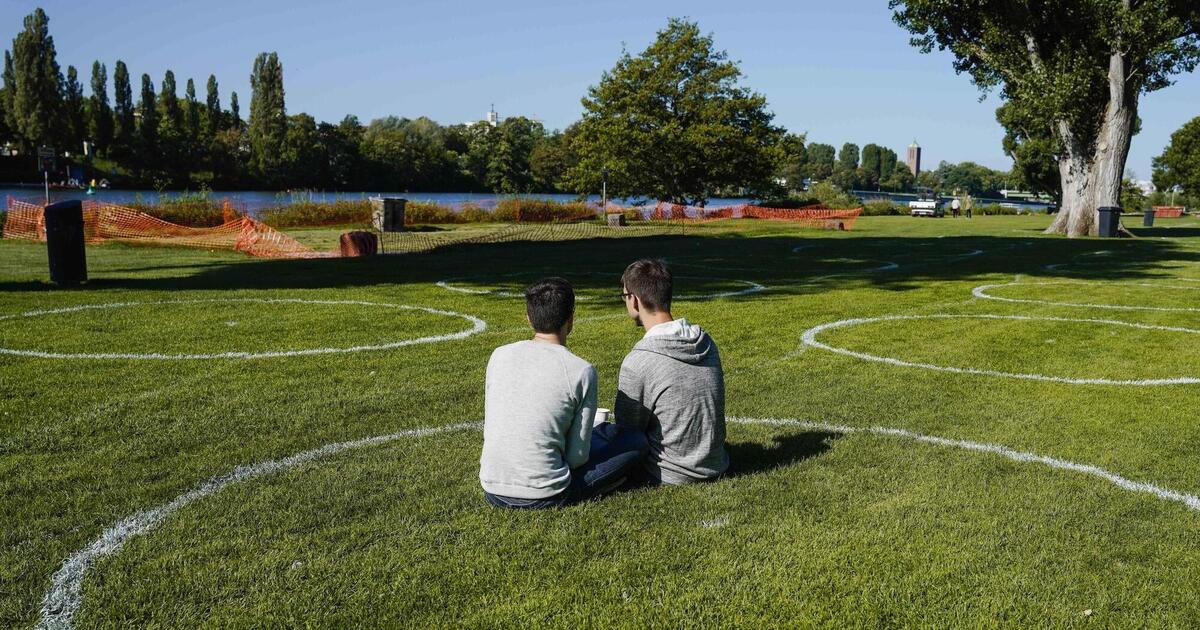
left=480, top=277, right=649, bottom=509
left=615, top=259, right=730, bottom=484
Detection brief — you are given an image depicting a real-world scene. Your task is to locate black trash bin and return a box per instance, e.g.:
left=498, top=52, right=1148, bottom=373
left=1143, top=209, right=1155, bottom=227
left=1097, top=206, right=1121, bottom=238
left=44, top=200, right=87, bottom=285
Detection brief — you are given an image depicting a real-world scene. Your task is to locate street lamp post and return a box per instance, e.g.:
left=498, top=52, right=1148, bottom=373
left=601, top=167, right=609, bottom=213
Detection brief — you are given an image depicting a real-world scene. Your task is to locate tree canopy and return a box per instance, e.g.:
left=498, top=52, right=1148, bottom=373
left=892, top=0, right=1200, bottom=236
left=567, top=18, right=782, bottom=205
left=1153, top=115, right=1200, bottom=196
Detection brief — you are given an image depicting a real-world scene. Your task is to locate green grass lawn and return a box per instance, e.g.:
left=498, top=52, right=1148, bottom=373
left=3, top=215, right=1200, bottom=627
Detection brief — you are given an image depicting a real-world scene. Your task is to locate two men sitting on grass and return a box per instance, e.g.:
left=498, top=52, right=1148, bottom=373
left=479, top=259, right=729, bottom=509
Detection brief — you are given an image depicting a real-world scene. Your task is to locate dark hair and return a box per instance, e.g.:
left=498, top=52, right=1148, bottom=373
left=621, top=259, right=673, bottom=311
left=525, top=277, right=575, bottom=333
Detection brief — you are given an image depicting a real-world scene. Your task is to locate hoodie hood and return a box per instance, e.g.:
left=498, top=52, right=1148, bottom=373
left=633, top=318, right=716, bottom=365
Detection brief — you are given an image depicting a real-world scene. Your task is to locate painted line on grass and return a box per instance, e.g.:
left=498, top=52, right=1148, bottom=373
left=42, top=415, right=1200, bottom=629
left=973, top=281, right=1200, bottom=313
left=36, top=422, right=480, bottom=630
left=801, top=313, right=1200, bottom=385
left=0, top=299, right=487, bottom=360
left=730, top=417, right=1200, bottom=510
left=436, top=271, right=766, bottom=301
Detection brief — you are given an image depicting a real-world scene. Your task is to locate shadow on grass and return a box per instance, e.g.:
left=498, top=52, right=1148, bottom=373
left=724, top=431, right=840, bottom=478
left=1128, top=226, right=1200, bottom=238
left=1, top=226, right=1197, bottom=297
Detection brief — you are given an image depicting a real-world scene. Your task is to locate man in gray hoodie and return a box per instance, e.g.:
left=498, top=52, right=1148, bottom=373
left=615, top=259, right=730, bottom=484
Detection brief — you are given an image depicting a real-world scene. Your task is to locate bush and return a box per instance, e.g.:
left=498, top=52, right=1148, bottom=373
left=404, top=201, right=463, bottom=224
left=974, top=203, right=1019, bottom=216
left=258, top=200, right=372, bottom=227
left=128, top=196, right=226, bottom=227
left=861, top=200, right=906, bottom=216
left=807, top=182, right=861, bottom=210
left=492, top=198, right=598, bottom=222
left=754, top=197, right=821, bottom=209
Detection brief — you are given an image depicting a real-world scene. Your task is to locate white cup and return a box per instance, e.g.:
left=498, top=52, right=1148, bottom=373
left=594, top=408, right=610, bottom=426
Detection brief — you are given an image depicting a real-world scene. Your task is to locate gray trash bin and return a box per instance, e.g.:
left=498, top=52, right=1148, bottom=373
left=44, top=200, right=87, bottom=285
left=1143, top=209, right=1155, bottom=227
left=1097, top=206, right=1121, bottom=237
left=371, top=197, right=407, bottom=232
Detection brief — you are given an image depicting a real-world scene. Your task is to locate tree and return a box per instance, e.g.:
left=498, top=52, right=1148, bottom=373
left=88, top=61, right=112, bottom=156
left=488, top=116, right=542, bottom=192
left=1152, top=116, right=1200, bottom=196
left=229, top=90, right=241, bottom=130
left=283, top=112, right=321, bottom=186
left=136, top=73, right=158, bottom=177
left=157, top=70, right=184, bottom=182
left=1120, top=176, right=1148, bottom=211
left=62, top=65, right=85, bottom=153
left=566, top=18, right=782, bottom=205
left=248, top=52, right=286, bottom=183
left=2, top=51, right=15, bottom=143
left=315, top=115, right=363, bottom=189
left=892, top=1, right=1200, bottom=237
left=883, top=160, right=915, bottom=191
left=204, top=74, right=221, bottom=136
left=806, top=142, right=836, bottom=180
left=112, top=60, right=134, bottom=161
left=861, top=143, right=883, bottom=181
left=530, top=128, right=576, bottom=192
left=10, top=8, right=62, bottom=150
left=774, top=132, right=808, bottom=191
left=184, top=78, right=200, bottom=150
left=880, top=147, right=898, bottom=183
left=997, top=101, right=1061, bottom=205
left=837, top=143, right=859, bottom=172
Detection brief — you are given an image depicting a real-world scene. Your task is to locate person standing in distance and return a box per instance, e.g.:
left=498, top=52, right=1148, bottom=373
left=615, top=259, right=729, bottom=485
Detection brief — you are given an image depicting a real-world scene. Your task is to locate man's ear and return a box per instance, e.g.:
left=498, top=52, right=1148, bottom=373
left=562, top=314, right=574, bottom=336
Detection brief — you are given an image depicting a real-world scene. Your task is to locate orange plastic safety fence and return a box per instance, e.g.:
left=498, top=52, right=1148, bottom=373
left=648, top=201, right=862, bottom=229
left=2, top=197, right=332, bottom=259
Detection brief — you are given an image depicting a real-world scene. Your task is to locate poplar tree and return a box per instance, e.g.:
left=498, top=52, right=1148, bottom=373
left=10, top=8, right=62, bottom=150
left=229, top=91, right=241, bottom=129
left=184, top=77, right=200, bottom=147
left=892, top=0, right=1200, bottom=236
left=136, top=73, right=158, bottom=175
left=0, top=51, right=14, bottom=144
left=838, top=143, right=860, bottom=171
left=158, top=70, right=182, bottom=139
left=204, top=74, right=220, bottom=136
left=112, top=60, right=134, bottom=160
left=88, top=61, right=113, bottom=155
left=63, top=65, right=85, bottom=152
left=248, top=51, right=286, bottom=182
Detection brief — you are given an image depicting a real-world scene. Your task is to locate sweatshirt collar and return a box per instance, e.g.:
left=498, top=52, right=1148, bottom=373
left=644, top=317, right=690, bottom=338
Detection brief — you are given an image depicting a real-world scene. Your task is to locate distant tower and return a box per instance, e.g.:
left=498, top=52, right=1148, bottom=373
left=486, top=104, right=498, bottom=127
left=906, top=140, right=922, bottom=177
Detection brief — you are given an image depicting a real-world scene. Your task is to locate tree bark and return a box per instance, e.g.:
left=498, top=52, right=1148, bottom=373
left=1045, top=48, right=1137, bottom=237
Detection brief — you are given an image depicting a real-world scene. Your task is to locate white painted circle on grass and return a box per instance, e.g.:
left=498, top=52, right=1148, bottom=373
left=0, top=299, right=487, bottom=360
left=39, top=415, right=1200, bottom=630
left=436, top=271, right=766, bottom=300
left=973, top=281, right=1200, bottom=313
left=801, top=313, right=1200, bottom=385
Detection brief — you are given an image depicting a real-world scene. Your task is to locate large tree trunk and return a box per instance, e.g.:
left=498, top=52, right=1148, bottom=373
left=1045, top=51, right=1136, bottom=237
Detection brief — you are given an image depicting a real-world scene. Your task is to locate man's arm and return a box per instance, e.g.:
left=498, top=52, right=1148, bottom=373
left=564, top=364, right=597, bottom=469
left=614, top=354, right=648, bottom=430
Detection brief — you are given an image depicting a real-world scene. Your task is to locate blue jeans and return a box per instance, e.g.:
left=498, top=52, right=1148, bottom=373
left=484, top=423, right=649, bottom=509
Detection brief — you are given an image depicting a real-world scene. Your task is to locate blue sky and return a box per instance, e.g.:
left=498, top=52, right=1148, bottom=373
left=4, top=0, right=1198, bottom=180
